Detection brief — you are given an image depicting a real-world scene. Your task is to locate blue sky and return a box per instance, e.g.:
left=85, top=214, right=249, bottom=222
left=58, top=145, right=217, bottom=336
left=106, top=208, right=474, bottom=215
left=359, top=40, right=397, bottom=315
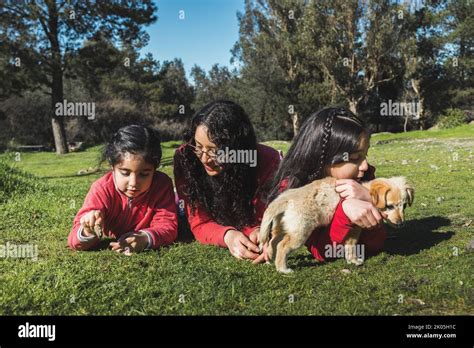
left=141, top=0, right=245, bottom=80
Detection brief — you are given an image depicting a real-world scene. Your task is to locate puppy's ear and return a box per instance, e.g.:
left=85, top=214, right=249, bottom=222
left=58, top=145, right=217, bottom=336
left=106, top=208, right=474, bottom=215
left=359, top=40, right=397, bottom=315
left=370, top=181, right=391, bottom=209
left=405, top=185, right=415, bottom=206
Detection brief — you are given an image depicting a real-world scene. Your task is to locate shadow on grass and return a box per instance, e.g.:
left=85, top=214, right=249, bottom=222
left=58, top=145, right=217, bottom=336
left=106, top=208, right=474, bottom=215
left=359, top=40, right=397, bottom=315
left=384, top=216, right=453, bottom=256
left=41, top=162, right=174, bottom=180
left=42, top=170, right=107, bottom=180
left=289, top=216, right=453, bottom=270
left=84, top=239, right=179, bottom=255
left=83, top=238, right=115, bottom=251
left=39, top=164, right=109, bottom=179
left=291, top=254, right=322, bottom=269
left=85, top=218, right=195, bottom=252
left=84, top=238, right=160, bottom=252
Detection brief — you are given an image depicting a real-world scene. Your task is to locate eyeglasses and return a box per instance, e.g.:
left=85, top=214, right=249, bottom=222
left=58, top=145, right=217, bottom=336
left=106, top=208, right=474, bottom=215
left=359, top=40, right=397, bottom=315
left=186, top=143, right=219, bottom=161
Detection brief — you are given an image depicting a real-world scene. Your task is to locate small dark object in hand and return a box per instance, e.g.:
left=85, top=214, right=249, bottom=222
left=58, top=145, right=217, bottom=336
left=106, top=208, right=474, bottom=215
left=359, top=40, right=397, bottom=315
left=94, top=224, right=103, bottom=239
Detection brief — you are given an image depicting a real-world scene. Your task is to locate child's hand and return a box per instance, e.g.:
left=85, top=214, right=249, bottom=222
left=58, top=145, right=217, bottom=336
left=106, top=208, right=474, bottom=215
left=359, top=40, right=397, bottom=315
left=336, top=179, right=371, bottom=202
left=80, top=210, right=104, bottom=238
left=342, top=198, right=387, bottom=229
left=109, top=231, right=148, bottom=255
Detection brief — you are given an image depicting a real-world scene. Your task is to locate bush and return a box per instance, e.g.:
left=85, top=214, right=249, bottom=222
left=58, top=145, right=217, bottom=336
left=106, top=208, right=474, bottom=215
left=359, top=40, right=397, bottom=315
left=0, top=91, right=53, bottom=148
left=83, top=98, right=146, bottom=144
left=151, top=119, right=189, bottom=141
left=436, top=108, right=466, bottom=129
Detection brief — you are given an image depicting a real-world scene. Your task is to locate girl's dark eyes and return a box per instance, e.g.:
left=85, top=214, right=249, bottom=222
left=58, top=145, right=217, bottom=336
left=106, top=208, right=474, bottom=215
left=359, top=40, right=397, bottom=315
left=349, top=156, right=362, bottom=163
left=349, top=154, right=368, bottom=162
left=120, top=171, right=149, bottom=178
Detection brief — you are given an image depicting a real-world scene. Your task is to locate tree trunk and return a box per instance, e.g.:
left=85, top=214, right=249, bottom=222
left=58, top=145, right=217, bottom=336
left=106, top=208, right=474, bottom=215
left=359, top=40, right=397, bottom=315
left=410, top=79, right=424, bottom=131
left=51, top=64, right=68, bottom=154
left=292, top=111, right=300, bottom=137
left=348, top=100, right=358, bottom=114
left=51, top=117, right=68, bottom=154
left=48, top=1, right=68, bottom=154
left=418, top=95, right=425, bottom=130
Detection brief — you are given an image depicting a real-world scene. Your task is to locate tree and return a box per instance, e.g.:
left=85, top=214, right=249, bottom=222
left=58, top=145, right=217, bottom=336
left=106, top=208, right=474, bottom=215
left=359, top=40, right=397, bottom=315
left=395, top=1, right=453, bottom=130
left=302, top=0, right=408, bottom=115
left=232, top=0, right=309, bottom=138
left=0, top=1, right=157, bottom=153
left=191, top=64, right=236, bottom=111
left=69, top=32, right=123, bottom=97
left=443, top=0, right=474, bottom=111
left=155, top=59, right=194, bottom=120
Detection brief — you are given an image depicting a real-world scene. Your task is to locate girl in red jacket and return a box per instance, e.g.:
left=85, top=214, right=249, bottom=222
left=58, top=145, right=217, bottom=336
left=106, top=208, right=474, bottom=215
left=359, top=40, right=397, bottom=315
left=264, top=107, right=387, bottom=263
left=174, top=100, right=281, bottom=261
left=68, top=125, right=177, bottom=254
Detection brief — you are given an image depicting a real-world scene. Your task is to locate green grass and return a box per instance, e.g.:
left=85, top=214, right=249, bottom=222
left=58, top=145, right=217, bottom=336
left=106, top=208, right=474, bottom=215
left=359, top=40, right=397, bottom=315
left=0, top=126, right=472, bottom=315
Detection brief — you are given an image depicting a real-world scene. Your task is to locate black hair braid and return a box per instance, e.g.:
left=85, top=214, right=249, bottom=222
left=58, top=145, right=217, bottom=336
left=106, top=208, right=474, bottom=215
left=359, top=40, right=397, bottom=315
left=267, top=106, right=368, bottom=203
left=308, top=110, right=335, bottom=181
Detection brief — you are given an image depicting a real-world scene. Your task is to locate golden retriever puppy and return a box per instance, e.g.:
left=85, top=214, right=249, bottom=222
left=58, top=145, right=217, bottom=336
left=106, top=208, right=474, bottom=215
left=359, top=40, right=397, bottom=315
left=258, top=176, right=414, bottom=273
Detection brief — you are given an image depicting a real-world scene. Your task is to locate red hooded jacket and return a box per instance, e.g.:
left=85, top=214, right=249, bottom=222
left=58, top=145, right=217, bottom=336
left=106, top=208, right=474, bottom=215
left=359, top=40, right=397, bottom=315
left=68, top=171, right=177, bottom=251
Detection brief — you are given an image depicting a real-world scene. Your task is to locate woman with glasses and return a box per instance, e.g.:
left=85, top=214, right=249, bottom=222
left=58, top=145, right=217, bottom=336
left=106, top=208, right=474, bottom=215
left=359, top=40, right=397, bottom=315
left=174, top=100, right=281, bottom=262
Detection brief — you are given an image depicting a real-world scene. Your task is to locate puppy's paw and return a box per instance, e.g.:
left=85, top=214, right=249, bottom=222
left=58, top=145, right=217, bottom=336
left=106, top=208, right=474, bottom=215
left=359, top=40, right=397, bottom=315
left=278, top=268, right=294, bottom=274
left=346, top=258, right=364, bottom=266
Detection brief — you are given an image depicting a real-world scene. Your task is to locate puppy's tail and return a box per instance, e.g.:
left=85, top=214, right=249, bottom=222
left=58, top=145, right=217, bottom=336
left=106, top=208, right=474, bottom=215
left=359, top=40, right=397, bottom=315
left=258, top=201, right=286, bottom=251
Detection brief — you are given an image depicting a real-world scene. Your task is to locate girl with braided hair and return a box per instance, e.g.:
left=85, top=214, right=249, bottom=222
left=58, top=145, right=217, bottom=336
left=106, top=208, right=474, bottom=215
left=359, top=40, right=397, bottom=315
left=263, top=107, right=387, bottom=263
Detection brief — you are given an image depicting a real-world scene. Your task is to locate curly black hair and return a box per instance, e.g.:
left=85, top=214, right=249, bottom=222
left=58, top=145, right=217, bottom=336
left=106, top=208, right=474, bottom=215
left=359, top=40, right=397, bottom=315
left=174, top=100, right=258, bottom=230
left=267, top=107, right=367, bottom=203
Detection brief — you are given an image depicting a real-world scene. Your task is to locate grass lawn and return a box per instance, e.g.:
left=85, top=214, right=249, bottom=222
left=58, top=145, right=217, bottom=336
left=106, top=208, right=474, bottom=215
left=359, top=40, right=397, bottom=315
left=0, top=125, right=472, bottom=315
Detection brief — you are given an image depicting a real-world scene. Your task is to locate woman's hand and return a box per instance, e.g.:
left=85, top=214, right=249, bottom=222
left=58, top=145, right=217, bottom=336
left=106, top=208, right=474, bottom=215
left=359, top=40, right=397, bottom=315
left=224, top=229, right=260, bottom=260
left=109, top=231, right=149, bottom=255
left=252, top=241, right=269, bottom=264
left=335, top=179, right=372, bottom=202
left=248, top=228, right=270, bottom=264
left=80, top=210, right=104, bottom=238
left=342, top=198, right=386, bottom=229
left=248, top=228, right=259, bottom=245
